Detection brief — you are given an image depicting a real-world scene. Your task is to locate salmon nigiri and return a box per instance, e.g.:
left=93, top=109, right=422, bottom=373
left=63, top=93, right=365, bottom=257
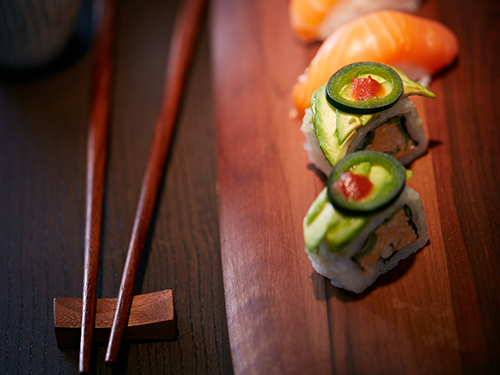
left=292, top=10, right=459, bottom=116
left=289, top=0, right=422, bottom=43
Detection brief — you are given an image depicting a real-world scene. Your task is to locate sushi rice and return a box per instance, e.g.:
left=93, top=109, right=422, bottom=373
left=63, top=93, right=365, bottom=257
left=304, top=185, right=429, bottom=293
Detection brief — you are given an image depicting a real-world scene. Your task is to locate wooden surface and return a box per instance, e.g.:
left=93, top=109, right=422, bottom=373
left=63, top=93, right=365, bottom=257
left=211, top=0, right=500, bottom=374
left=0, top=0, right=233, bottom=373
left=105, top=0, right=204, bottom=364
left=1, top=0, right=499, bottom=374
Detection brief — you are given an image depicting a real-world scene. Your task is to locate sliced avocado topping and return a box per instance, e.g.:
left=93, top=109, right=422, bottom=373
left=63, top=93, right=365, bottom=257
left=312, top=84, right=358, bottom=165
left=303, top=188, right=369, bottom=254
left=351, top=161, right=371, bottom=176
left=334, top=110, right=373, bottom=145
left=359, top=114, right=372, bottom=125
left=304, top=188, right=339, bottom=250
left=325, top=216, right=367, bottom=253
left=326, top=62, right=404, bottom=115
left=391, top=67, right=436, bottom=99
left=327, top=151, right=406, bottom=215
left=335, top=109, right=362, bottom=144
left=367, top=165, right=391, bottom=194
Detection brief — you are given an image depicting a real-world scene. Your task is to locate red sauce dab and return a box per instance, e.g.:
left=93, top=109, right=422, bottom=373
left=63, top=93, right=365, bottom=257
left=334, top=172, right=373, bottom=201
left=351, top=75, right=385, bottom=101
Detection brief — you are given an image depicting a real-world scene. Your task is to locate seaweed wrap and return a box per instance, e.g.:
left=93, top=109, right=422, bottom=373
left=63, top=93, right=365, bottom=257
left=303, top=151, right=429, bottom=293
left=300, top=62, right=434, bottom=176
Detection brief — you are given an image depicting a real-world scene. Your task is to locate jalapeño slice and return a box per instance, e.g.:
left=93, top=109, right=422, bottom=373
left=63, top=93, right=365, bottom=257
left=327, top=151, right=405, bottom=215
left=326, top=62, right=403, bottom=115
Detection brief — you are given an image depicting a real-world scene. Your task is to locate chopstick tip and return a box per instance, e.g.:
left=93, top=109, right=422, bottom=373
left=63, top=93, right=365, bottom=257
left=104, top=349, right=118, bottom=367
left=78, top=363, right=89, bottom=374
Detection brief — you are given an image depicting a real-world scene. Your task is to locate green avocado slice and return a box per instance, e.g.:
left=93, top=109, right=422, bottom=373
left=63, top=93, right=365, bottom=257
left=391, top=67, right=436, bottom=99
left=303, top=187, right=368, bottom=255
left=312, top=84, right=359, bottom=166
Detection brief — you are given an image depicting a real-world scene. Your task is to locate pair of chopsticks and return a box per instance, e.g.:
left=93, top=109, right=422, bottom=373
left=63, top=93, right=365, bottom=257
left=79, top=0, right=205, bottom=372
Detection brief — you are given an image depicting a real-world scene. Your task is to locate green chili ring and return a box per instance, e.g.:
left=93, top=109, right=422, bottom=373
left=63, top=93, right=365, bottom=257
left=327, top=151, right=406, bottom=216
left=325, top=62, right=404, bottom=115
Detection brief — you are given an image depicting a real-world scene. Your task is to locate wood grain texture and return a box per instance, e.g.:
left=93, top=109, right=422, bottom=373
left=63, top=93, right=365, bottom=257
left=211, top=0, right=500, bottom=374
left=0, top=0, right=233, bottom=373
left=211, top=1, right=330, bottom=373
left=104, top=0, right=205, bottom=364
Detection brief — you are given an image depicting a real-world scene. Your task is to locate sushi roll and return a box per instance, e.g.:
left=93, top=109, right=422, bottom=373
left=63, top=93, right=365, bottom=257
left=303, top=151, right=428, bottom=293
left=289, top=0, right=422, bottom=43
left=301, top=62, right=434, bottom=175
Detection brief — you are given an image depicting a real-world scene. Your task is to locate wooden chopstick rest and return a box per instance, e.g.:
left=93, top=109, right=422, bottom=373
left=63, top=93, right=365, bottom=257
left=53, top=289, right=175, bottom=349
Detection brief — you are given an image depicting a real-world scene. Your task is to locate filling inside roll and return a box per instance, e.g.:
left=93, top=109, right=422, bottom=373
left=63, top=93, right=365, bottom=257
left=354, top=205, right=417, bottom=274
left=357, top=117, right=417, bottom=159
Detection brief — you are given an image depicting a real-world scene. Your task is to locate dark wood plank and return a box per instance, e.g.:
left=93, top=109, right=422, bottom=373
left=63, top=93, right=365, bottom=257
left=104, top=0, right=205, bottom=364
left=430, top=0, right=500, bottom=372
left=0, top=0, right=233, bottom=373
left=211, top=0, right=500, bottom=374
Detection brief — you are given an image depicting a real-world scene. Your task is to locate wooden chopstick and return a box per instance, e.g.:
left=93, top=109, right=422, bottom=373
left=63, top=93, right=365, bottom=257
left=104, top=0, right=206, bottom=365
left=79, top=0, right=117, bottom=373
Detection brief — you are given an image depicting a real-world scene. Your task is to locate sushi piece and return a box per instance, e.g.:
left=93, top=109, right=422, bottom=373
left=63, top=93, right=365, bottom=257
left=289, top=0, right=422, bottom=43
left=292, top=10, right=459, bottom=116
left=303, top=151, right=428, bottom=293
left=301, top=62, right=434, bottom=175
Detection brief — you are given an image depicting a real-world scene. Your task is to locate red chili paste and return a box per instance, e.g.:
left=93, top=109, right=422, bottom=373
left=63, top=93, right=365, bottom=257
left=334, top=172, right=373, bottom=201
left=351, top=76, right=385, bottom=101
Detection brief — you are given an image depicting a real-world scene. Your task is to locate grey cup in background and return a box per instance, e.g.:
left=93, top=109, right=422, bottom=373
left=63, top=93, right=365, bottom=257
left=0, top=0, right=83, bottom=70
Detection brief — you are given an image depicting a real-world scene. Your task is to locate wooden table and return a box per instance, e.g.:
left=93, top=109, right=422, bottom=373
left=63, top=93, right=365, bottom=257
left=0, top=0, right=232, bottom=373
left=1, top=0, right=499, bottom=374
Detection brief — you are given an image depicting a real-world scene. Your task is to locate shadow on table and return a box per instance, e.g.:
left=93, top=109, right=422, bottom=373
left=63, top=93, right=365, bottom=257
left=310, top=240, right=432, bottom=302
